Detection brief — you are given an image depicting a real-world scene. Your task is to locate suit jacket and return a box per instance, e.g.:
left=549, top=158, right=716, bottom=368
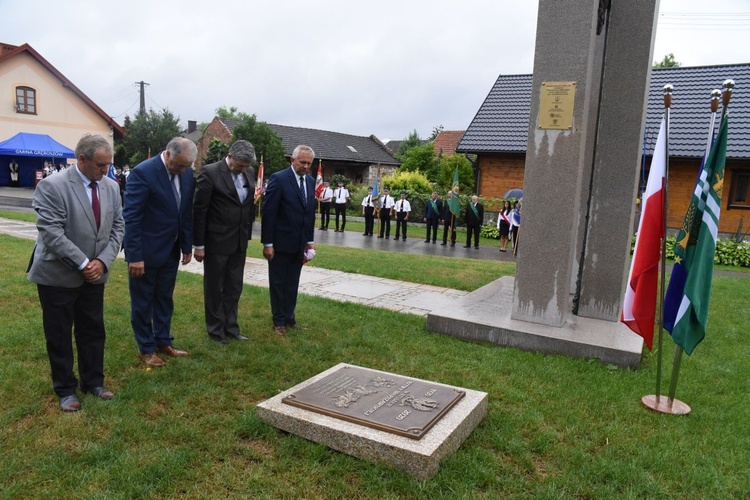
left=193, top=159, right=256, bottom=255
left=465, top=202, right=484, bottom=227
left=261, top=166, right=316, bottom=257
left=28, top=167, right=124, bottom=287
left=123, top=155, right=195, bottom=267
left=425, top=198, right=443, bottom=219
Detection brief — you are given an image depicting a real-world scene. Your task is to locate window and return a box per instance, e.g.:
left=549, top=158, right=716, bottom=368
left=16, top=86, right=36, bottom=114
left=728, top=170, right=750, bottom=209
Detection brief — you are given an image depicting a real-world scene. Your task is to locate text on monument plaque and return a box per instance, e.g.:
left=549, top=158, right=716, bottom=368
left=538, top=81, right=576, bottom=130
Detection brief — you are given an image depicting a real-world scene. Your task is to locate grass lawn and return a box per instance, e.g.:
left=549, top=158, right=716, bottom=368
left=1, top=230, right=749, bottom=496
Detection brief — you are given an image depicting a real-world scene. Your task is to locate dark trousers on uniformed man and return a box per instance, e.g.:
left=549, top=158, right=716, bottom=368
left=334, top=203, right=346, bottom=231
left=363, top=206, right=375, bottom=235
left=379, top=212, right=391, bottom=238
left=395, top=212, right=407, bottom=240
left=442, top=217, right=456, bottom=246
left=319, top=202, right=331, bottom=229
left=425, top=217, right=439, bottom=243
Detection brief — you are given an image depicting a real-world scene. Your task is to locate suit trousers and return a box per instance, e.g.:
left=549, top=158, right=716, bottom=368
left=425, top=217, right=439, bottom=242
left=334, top=203, right=347, bottom=230
left=203, top=251, right=246, bottom=341
left=268, top=251, right=303, bottom=327
left=466, top=225, right=480, bottom=247
left=37, top=283, right=106, bottom=397
left=129, top=253, right=179, bottom=354
left=442, top=218, right=456, bottom=244
left=319, top=202, right=331, bottom=229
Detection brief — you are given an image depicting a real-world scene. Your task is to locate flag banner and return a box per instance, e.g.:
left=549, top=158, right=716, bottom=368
left=372, top=177, right=379, bottom=199
left=447, top=166, right=461, bottom=217
left=107, top=163, right=118, bottom=181
left=255, top=159, right=265, bottom=202
left=315, top=163, right=324, bottom=198
left=621, top=117, right=666, bottom=349
left=667, top=115, right=728, bottom=355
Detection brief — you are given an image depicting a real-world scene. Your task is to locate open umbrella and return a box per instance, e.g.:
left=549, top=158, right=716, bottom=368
left=502, top=188, right=523, bottom=199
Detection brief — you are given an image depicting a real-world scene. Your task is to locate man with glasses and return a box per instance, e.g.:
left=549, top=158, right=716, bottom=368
left=193, top=140, right=256, bottom=345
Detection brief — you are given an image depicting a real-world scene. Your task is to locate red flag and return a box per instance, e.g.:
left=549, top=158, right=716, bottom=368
left=621, top=116, right=666, bottom=350
left=254, top=159, right=265, bottom=202
left=315, top=161, right=324, bottom=198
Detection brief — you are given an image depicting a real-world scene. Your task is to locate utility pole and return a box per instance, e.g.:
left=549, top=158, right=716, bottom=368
left=135, top=81, right=150, bottom=115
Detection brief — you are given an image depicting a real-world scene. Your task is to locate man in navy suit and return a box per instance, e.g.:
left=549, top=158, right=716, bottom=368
left=261, top=145, right=316, bottom=335
left=123, top=137, right=197, bottom=367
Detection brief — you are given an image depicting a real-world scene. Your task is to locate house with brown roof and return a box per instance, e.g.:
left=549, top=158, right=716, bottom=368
left=457, top=63, right=750, bottom=234
left=0, top=42, right=124, bottom=186
left=195, top=116, right=400, bottom=185
left=432, top=130, right=464, bottom=156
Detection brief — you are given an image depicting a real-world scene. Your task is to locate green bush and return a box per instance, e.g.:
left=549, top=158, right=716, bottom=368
left=480, top=224, right=500, bottom=240
left=380, top=170, right=433, bottom=193
left=629, top=236, right=750, bottom=268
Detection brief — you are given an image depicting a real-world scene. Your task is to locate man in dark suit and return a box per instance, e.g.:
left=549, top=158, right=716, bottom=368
left=261, top=145, right=316, bottom=335
left=441, top=191, right=457, bottom=247
left=193, top=140, right=256, bottom=345
left=123, top=137, right=196, bottom=367
left=423, top=191, right=443, bottom=244
left=28, top=134, right=124, bottom=411
left=464, top=195, right=484, bottom=249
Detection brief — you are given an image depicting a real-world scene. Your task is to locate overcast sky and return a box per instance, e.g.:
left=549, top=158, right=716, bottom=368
left=1, top=0, right=748, bottom=141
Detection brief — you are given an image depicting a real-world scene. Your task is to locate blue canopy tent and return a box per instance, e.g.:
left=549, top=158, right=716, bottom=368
left=0, top=132, right=75, bottom=187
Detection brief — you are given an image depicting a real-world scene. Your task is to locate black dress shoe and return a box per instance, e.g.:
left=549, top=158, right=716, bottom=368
left=441, top=242, right=447, bottom=246
left=377, top=235, right=383, bottom=238
left=230, top=334, right=249, bottom=341
left=211, top=337, right=229, bottom=345
left=84, top=387, right=114, bottom=400
left=475, top=246, right=479, bottom=249
left=463, top=245, right=471, bottom=248
left=59, top=394, right=81, bottom=412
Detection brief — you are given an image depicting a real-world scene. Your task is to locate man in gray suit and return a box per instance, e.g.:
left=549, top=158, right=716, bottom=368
left=28, top=134, right=124, bottom=412
left=193, top=140, right=256, bottom=345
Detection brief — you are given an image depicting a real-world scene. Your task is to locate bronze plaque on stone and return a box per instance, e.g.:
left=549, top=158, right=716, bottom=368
left=538, top=81, right=576, bottom=130
left=282, top=366, right=465, bottom=440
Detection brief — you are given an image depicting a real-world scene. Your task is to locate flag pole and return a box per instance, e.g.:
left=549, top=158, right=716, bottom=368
left=641, top=85, right=675, bottom=413
left=317, top=158, right=322, bottom=225
left=375, top=164, right=381, bottom=236
left=663, top=83, right=732, bottom=414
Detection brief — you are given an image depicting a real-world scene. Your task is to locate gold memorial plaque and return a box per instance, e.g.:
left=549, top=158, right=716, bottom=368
left=282, top=366, right=465, bottom=440
left=538, top=81, right=576, bottom=130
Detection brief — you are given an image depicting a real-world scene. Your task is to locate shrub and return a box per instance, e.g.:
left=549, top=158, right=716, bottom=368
left=629, top=236, right=750, bottom=268
left=480, top=224, right=500, bottom=240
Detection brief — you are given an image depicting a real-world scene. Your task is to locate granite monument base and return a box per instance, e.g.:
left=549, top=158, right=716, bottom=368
left=256, top=363, right=488, bottom=480
left=427, top=277, right=643, bottom=369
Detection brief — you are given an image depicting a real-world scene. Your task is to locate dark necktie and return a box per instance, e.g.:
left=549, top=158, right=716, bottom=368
left=400, top=201, right=404, bottom=213
left=91, top=181, right=100, bottom=230
left=299, top=176, right=306, bottom=205
left=367, top=196, right=371, bottom=206
left=169, top=174, right=180, bottom=207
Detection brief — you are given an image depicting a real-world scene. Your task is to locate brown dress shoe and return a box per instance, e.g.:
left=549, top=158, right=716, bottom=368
left=139, top=353, right=165, bottom=367
left=274, top=326, right=286, bottom=336
left=157, top=346, right=188, bottom=357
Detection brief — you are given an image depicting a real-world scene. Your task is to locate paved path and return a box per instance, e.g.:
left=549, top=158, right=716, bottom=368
left=0, top=217, right=468, bottom=316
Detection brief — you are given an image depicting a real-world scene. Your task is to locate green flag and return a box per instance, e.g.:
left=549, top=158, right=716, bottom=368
left=447, top=166, right=461, bottom=217
left=670, top=115, right=728, bottom=355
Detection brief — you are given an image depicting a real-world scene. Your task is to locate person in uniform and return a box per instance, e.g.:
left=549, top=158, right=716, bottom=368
left=332, top=180, right=349, bottom=232
left=441, top=191, right=457, bottom=247
left=423, top=191, right=442, bottom=244
left=377, top=187, right=394, bottom=239
left=393, top=191, right=411, bottom=241
left=317, top=180, right=332, bottom=230
left=361, top=186, right=376, bottom=236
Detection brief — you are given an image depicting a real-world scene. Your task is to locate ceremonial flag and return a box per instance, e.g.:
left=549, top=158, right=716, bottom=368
left=447, top=166, right=461, bottom=217
left=372, top=176, right=379, bottom=199
left=107, top=163, right=118, bottom=181
left=315, top=161, right=324, bottom=198
left=667, top=115, right=728, bottom=355
left=621, top=117, right=666, bottom=349
left=254, top=158, right=265, bottom=202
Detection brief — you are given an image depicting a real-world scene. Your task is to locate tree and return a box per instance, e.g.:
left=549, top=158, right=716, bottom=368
left=397, top=129, right=423, bottom=158
left=435, top=154, right=475, bottom=193
left=398, top=143, right=438, bottom=180
left=204, top=137, right=229, bottom=165
left=654, top=53, right=680, bottom=68
left=428, top=124, right=444, bottom=141
left=215, top=106, right=240, bottom=119
left=230, top=113, right=287, bottom=174
left=121, top=108, right=182, bottom=166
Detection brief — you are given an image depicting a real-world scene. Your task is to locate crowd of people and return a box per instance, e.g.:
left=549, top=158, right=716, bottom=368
left=27, top=132, right=521, bottom=412
left=316, top=180, right=522, bottom=251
